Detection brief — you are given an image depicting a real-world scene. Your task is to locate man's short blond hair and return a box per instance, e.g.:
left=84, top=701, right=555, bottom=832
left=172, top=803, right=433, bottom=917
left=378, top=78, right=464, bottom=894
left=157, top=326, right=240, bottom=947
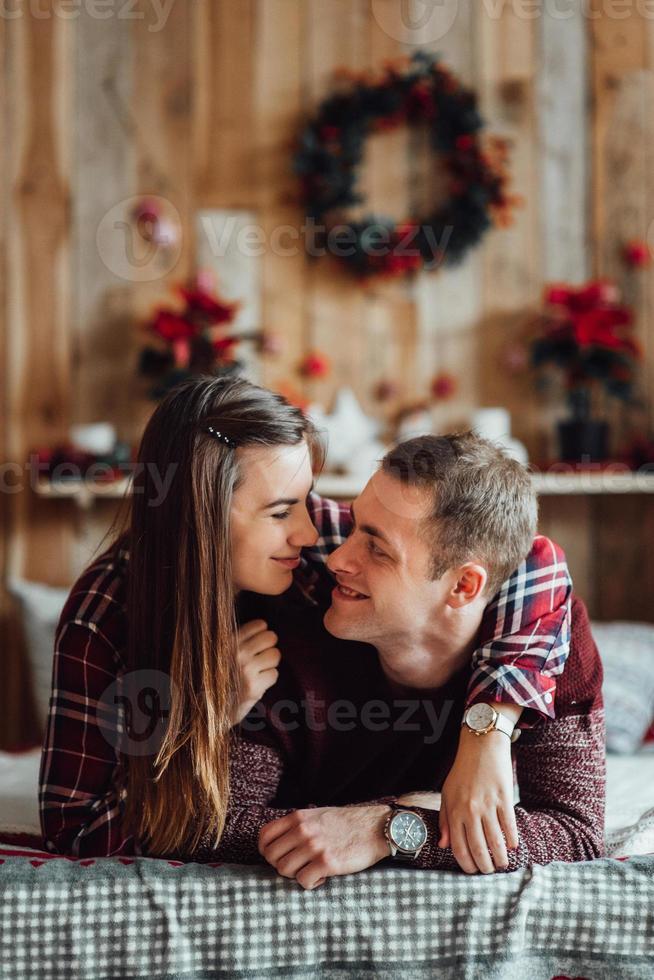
left=381, top=432, right=538, bottom=598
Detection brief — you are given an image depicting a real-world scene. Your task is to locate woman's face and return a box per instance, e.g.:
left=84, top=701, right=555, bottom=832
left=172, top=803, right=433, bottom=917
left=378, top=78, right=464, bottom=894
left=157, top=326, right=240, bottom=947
left=230, top=439, right=319, bottom=594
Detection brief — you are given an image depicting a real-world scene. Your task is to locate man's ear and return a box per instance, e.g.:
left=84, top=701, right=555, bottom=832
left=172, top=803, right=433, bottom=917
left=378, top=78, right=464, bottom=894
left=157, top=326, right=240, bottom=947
left=447, top=563, right=487, bottom=607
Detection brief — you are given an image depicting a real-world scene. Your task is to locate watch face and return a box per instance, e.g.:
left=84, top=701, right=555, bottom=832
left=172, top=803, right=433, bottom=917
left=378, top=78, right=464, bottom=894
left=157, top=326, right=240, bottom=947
left=466, top=702, right=495, bottom=732
left=389, top=811, right=428, bottom=852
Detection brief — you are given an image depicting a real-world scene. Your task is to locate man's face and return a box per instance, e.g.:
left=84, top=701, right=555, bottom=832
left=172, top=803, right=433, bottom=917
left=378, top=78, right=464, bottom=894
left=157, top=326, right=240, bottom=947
left=324, top=470, right=452, bottom=646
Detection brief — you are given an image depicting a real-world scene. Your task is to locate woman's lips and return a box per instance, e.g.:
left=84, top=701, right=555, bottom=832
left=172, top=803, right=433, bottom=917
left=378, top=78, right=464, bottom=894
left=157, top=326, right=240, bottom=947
left=272, top=557, right=301, bottom=569
left=332, top=584, right=369, bottom=601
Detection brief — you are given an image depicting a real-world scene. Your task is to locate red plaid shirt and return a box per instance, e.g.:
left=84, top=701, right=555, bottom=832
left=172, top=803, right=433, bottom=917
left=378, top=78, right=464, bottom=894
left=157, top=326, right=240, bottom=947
left=39, top=493, right=572, bottom=858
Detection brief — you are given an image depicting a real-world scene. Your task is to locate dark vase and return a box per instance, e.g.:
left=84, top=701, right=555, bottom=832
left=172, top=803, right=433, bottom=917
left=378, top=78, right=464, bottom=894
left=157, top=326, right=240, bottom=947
left=557, top=419, right=609, bottom=462
left=556, top=387, right=609, bottom=463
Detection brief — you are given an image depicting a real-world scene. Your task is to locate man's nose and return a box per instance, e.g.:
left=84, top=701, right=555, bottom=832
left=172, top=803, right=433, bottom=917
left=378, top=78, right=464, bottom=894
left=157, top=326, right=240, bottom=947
left=326, top=537, right=357, bottom=575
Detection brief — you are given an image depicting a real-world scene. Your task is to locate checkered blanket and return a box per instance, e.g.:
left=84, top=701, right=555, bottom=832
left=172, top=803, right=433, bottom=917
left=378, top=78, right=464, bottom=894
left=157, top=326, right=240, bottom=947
left=0, top=846, right=653, bottom=979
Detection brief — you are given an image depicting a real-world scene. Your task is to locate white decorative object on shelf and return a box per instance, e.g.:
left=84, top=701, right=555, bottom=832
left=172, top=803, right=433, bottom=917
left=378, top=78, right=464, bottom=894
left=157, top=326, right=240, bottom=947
left=471, top=407, right=528, bottom=465
left=69, top=423, right=116, bottom=455
left=308, top=388, right=386, bottom=480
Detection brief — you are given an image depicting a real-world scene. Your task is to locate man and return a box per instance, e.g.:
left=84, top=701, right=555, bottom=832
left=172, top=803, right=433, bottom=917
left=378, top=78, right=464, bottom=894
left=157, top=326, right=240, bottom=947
left=197, top=433, right=605, bottom=887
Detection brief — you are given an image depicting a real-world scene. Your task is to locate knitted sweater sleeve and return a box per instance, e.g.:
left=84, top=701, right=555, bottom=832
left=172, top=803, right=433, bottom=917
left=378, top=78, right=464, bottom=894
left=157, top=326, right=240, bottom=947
left=189, top=734, right=294, bottom=864
left=189, top=734, right=397, bottom=865
left=411, top=596, right=606, bottom=872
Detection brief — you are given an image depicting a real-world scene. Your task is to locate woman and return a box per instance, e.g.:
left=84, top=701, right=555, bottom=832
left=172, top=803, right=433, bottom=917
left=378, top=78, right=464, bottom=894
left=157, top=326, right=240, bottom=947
left=39, top=375, right=572, bottom=866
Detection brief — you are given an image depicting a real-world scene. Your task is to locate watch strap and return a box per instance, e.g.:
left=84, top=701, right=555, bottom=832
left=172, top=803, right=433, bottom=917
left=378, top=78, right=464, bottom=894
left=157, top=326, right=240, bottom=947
left=493, top=711, right=515, bottom=738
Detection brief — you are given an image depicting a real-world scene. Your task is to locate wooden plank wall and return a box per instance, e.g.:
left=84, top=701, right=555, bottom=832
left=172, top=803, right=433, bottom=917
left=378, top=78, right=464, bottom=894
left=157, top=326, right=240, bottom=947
left=2, top=1, right=654, bottom=747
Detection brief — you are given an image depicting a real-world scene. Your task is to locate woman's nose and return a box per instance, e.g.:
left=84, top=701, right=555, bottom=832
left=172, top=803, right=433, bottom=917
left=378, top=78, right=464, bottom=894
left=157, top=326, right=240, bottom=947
left=289, top=512, right=319, bottom=548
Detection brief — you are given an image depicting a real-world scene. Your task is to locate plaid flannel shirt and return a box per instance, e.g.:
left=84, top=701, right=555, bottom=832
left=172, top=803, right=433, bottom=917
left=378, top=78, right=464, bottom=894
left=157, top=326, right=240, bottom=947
left=302, top=494, right=572, bottom=718
left=39, top=492, right=572, bottom=858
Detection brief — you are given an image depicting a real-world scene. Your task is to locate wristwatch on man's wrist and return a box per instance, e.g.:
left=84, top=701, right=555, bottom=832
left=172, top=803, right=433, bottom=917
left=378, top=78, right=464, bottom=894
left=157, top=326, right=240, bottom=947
left=461, top=702, right=518, bottom=740
left=383, top=803, right=429, bottom=862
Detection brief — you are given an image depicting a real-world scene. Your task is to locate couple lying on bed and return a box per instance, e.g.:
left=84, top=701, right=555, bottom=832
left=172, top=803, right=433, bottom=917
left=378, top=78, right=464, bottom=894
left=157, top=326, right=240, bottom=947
left=39, top=375, right=605, bottom=889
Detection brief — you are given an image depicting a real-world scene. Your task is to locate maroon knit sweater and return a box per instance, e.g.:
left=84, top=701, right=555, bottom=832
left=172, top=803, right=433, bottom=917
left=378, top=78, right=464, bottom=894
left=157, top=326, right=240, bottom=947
left=187, top=593, right=605, bottom=873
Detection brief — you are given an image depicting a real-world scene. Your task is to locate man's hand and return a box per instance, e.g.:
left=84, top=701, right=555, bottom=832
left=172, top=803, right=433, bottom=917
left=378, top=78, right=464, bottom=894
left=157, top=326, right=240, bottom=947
left=438, top=724, right=519, bottom=874
left=258, top=805, right=391, bottom=890
left=232, top=620, right=281, bottom=726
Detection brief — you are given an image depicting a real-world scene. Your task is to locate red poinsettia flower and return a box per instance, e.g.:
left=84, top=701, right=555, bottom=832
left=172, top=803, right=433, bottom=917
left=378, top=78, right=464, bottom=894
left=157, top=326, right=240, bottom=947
left=544, top=280, right=618, bottom=312
left=212, top=336, right=239, bottom=357
left=178, top=286, right=237, bottom=325
left=172, top=338, right=191, bottom=368
left=544, top=284, right=573, bottom=307
left=531, top=278, right=641, bottom=402
left=150, top=310, right=198, bottom=342
left=571, top=307, right=633, bottom=349
left=574, top=279, right=618, bottom=309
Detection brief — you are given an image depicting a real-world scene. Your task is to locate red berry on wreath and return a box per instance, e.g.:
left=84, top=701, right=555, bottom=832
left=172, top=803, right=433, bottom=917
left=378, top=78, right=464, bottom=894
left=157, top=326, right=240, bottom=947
left=455, top=134, right=474, bottom=152
left=319, top=124, right=341, bottom=143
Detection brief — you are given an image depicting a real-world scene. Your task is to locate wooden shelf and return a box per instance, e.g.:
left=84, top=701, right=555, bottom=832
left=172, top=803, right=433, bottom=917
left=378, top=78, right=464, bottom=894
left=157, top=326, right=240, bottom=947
left=34, top=477, right=131, bottom=510
left=34, top=470, right=654, bottom=508
left=319, top=472, right=654, bottom=497
left=531, top=471, right=654, bottom=495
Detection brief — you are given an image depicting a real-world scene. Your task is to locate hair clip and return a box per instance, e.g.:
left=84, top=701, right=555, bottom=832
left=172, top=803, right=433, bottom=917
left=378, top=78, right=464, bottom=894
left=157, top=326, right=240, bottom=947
left=206, top=426, right=236, bottom=449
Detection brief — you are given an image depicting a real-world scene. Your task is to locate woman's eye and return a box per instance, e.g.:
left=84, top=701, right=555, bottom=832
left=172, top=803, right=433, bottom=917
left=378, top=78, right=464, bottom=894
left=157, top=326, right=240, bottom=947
left=272, top=510, right=291, bottom=521
left=368, top=539, right=387, bottom=558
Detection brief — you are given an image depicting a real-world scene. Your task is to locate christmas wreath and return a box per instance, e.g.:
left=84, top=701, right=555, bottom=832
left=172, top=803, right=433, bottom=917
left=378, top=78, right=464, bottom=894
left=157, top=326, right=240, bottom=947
left=294, top=51, right=518, bottom=279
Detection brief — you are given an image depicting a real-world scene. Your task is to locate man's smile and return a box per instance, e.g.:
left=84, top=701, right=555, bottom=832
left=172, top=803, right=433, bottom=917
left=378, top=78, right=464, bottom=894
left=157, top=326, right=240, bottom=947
left=332, top=581, right=370, bottom=602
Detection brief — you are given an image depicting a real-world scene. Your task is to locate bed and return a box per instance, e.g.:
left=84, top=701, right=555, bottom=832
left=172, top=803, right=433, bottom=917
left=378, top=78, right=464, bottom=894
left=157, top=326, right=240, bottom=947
left=1, top=744, right=653, bottom=980
left=2, top=595, right=654, bottom=979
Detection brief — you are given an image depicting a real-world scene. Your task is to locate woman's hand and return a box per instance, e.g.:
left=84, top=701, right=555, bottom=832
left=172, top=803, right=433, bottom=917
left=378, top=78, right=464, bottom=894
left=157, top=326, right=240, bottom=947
left=232, top=619, right=281, bottom=726
left=439, top=708, right=521, bottom=874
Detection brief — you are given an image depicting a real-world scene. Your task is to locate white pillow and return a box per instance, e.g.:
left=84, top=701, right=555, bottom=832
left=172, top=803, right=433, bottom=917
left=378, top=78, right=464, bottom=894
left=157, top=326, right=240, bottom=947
left=8, top=578, right=69, bottom=731
left=0, top=748, right=42, bottom=834
left=592, top=620, right=654, bottom=754
left=606, top=807, right=654, bottom=859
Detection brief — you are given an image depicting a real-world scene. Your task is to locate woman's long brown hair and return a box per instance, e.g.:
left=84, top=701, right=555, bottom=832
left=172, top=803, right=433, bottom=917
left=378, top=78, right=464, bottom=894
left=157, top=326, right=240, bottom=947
left=111, top=376, right=323, bottom=858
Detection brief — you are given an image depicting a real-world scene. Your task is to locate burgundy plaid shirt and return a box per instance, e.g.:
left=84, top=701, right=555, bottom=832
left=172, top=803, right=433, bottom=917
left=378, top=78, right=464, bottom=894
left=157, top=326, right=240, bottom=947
left=39, top=493, right=572, bottom=858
